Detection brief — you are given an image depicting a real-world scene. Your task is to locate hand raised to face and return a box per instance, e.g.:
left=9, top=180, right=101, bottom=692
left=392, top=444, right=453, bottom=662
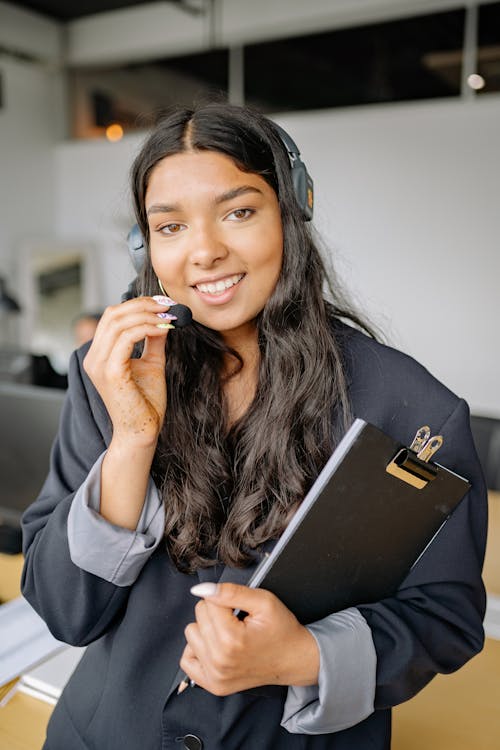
left=83, top=295, right=176, bottom=448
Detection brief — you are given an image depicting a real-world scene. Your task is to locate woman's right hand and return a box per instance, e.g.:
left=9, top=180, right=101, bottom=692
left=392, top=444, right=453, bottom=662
left=83, top=296, right=175, bottom=449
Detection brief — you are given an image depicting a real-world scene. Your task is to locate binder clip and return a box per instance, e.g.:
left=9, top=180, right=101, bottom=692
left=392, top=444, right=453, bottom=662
left=386, top=426, right=443, bottom=490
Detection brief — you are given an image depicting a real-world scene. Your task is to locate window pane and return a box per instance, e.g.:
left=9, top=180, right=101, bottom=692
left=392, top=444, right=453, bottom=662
left=70, top=49, right=228, bottom=139
left=244, top=9, right=465, bottom=113
left=478, top=2, right=500, bottom=94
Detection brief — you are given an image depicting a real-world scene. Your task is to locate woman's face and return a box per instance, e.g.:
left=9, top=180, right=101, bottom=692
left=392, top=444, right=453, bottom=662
left=145, top=150, right=283, bottom=343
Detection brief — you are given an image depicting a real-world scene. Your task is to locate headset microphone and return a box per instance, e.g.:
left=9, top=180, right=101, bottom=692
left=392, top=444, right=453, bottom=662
left=168, top=304, right=193, bottom=328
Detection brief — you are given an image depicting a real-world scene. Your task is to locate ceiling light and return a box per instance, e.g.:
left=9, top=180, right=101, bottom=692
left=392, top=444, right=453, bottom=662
left=105, top=123, right=124, bottom=142
left=467, top=73, right=486, bottom=90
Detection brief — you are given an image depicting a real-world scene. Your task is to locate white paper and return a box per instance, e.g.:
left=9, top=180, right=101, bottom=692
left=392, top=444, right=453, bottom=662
left=0, top=596, right=64, bottom=687
left=18, top=645, right=85, bottom=704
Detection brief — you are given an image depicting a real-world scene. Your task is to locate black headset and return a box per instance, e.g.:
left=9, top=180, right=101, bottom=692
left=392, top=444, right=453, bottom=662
left=272, top=123, right=314, bottom=222
left=126, top=122, right=313, bottom=277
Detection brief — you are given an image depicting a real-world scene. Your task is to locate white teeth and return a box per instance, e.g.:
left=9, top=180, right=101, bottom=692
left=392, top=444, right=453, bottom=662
left=196, top=274, right=243, bottom=295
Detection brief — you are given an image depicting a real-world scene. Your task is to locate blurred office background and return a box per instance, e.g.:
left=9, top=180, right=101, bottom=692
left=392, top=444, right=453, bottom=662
left=0, top=0, right=499, bottom=414
left=0, top=0, right=499, bottom=412
left=0, top=1, right=499, bottom=746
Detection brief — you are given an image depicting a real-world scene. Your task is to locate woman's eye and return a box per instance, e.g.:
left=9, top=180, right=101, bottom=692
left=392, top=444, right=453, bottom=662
left=226, top=208, right=254, bottom=221
left=160, top=223, right=185, bottom=235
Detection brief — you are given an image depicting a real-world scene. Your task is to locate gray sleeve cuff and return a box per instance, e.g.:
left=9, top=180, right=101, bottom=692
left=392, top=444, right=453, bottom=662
left=281, top=608, right=376, bottom=734
left=67, top=451, right=165, bottom=587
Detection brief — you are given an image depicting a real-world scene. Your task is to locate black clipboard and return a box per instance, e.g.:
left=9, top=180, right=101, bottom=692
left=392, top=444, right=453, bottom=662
left=247, top=419, right=471, bottom=624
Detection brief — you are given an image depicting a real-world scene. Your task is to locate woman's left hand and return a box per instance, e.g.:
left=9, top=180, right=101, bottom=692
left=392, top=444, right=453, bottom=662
left=180, top=582, right=320, bottom=696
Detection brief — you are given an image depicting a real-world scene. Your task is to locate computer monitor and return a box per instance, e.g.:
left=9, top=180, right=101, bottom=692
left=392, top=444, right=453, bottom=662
left=0, top=382, right=65, bottom=553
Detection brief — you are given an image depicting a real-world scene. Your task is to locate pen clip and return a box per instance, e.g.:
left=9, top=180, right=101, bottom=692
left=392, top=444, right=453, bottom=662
left=417, top=435, right=443, bottom=463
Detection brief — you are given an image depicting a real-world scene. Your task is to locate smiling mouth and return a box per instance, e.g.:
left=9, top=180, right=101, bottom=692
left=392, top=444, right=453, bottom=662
left=194, top=273, right=245, bottom=296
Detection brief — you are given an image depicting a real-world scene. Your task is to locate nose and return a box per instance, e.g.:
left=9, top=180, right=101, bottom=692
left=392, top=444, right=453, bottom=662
left=188, top=223, right=228, bottom=267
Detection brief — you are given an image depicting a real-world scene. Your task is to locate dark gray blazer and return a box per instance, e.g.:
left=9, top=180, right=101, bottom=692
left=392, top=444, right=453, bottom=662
left=21, top=322, right=487, bottom=750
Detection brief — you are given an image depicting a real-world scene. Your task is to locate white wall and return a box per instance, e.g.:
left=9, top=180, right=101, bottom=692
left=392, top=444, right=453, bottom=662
left=67, top=2, right=205, bottom=66
left=0, top=0, right=62, bottom=62
left=53, top=134, right=142, bottom=306
left=0, top=2, right=64, bottom=279
left=277, top=97, right=500, bottom=417
left=0, top=55, right=64, bottom=278
left=65, top=0, right=480, bottom=64
left=53, top=96, right=500, bottom=416
left=219, top=0, right=470, bottom=45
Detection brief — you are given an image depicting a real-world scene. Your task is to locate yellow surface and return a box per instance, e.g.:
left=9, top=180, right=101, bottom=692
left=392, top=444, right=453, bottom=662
left=0, top=554, right=23, bottom=603
left=0, top=554, right=53, bottom=749
left=483, top=491, right=500, bottom=595
left=393, top=638, right=500, bottom=750
left=0, top=692, right=52, bottom=750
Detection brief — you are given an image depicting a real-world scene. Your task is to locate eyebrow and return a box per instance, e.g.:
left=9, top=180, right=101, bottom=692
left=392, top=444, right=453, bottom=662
left=146, top=185, right=263, bottom=216
left=215, top=185, right=263, bottom=204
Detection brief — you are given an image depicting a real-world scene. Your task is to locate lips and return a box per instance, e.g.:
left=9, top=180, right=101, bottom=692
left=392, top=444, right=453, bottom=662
left=194, top=273, right=244, bottom=296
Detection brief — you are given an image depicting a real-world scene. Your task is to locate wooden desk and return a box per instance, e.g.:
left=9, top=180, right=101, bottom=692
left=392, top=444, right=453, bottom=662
left=0, top=553, right=23, bottom=603
left=393, top=637, right=500, bottom=750
left=483, top=491, right=500, bottom=595
left=0, top=691, right=52, bottom=750
left=0, top=554, right=53, bottom=750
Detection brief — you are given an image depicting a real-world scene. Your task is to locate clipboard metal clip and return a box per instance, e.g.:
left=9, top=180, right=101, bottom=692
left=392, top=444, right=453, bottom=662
left=416, top=435, right=443, bottom=463
left=409, top=426, right=431, bottom=453
left=386, top=426, right=443, bottom=490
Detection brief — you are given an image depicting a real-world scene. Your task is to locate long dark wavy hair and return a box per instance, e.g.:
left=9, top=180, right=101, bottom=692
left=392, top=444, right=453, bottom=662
left=130, top=102, right=374, bottom=573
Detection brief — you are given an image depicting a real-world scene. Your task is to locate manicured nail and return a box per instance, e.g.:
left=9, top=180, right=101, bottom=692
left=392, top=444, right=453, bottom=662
left=190, top=582, right=218, bottom=597
left=153, top=294, right=177, bottom=306
left=157, top=323, right=175, bottom=330
left=156, top=312, right=177, bottom=320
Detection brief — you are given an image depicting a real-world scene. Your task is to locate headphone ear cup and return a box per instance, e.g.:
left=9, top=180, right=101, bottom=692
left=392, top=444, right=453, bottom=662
left=291, top=159, right=314, bottom=222
left=272, top=122, right=314, bottom=221
left=127, top=224, right=146, bottom=274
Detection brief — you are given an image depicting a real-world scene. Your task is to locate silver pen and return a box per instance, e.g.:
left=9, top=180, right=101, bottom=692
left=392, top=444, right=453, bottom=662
left=177, top=674, right=196, bottom=694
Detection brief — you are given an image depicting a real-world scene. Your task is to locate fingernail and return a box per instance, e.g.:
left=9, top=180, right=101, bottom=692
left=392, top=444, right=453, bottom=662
left=190, top=582, right=218, bottom=598
left=153, top=294, right=177, bottom=306
left=156, top=312, right=177, bottom=320
left=157, top=323, right=175, bottom=330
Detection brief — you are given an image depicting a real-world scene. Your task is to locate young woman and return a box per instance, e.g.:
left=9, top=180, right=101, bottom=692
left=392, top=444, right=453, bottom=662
left=21, top=103, right=487, bottom=750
